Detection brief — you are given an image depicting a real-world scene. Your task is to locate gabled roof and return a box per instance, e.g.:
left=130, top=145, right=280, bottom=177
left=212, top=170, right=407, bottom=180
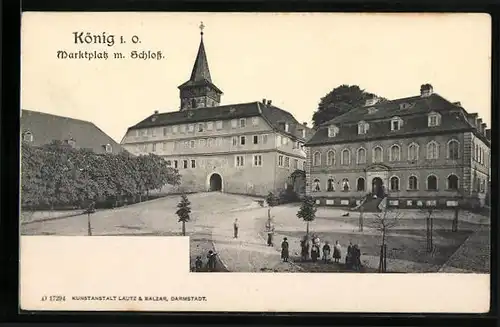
left=306, top=93, right=488, bottom=146
left=127, top=101, right=312, bottom=142
left=21, top=109, right=124, bottom=154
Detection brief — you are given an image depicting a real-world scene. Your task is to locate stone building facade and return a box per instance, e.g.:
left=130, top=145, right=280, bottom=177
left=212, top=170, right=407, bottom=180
left=305, top=84, right=491, bottom=209
left=121, top=26, right=312, bottom=196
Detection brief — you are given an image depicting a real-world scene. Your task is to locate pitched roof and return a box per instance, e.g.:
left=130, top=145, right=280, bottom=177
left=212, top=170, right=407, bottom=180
left=21, top=109, right=125, bottom=154
left=306, top=93, right=488, bottom=146
left=127, top=101, right=312, bottom=141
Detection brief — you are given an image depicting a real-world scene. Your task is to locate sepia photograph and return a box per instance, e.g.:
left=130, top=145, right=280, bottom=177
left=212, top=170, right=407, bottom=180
left=19, top=12, right=491, bottom=312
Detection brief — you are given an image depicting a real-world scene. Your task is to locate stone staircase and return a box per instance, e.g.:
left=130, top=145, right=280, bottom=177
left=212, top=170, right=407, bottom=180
left=353, top=193, right=385, bottom=213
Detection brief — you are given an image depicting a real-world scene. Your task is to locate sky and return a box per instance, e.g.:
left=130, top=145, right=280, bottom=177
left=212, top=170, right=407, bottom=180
left=21, top=12, right=491, bottom=143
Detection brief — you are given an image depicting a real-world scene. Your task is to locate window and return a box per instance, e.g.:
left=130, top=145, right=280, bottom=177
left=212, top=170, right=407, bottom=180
left=180, top=125, right=185, bottom=133
left=235, top=155, right=245, bottom=167
left=342, top=178, right=350, bottom=192
left=327, top=178, right=335, bottom=192
left=389, top=145, right=401, bottom=161
left=447, top=140, right=459, bottom=159
left=232, top=136, right=238, bottom=146
left=278, top=155, right=284, bottom=167
left=313, top=152, right=321, bottom=166
left=191, top=160, right=196, bottom=168
left=253, top=135, right=259, bottom=144
left=313, top=179, right=321, bottom=192
left=328, top=125, right=339, bottom=137
left=426, top=141, right=439, bottom=159
left=198, top=123, right=204, bottom=132
left=135, top=130, right=140, bottom=137
left=23, top=131, right=33, bottom=142
left=199, top=139, right=207, bottom=147
left=239, top=118, right=246, bottom=128
left=358, top=121, right=369, bottom=134
left=284, top=157, right=290, bottom=168
left=141, top=129, right=147, bottom=136
left=341, top=149, right=351, bottom=165
left=188, top=124, right=194, bottom=132
left=408, top=143, right=419, bottom=161
left=190, top=140, right=196, bottom=148
left=427, top=175, right=438, bottom=191
left=284, top=123, right=289, bottom=132
left=163, top=127, right=168, bottom=136
left=231, top=120, right=237, bottom=128
left=152, top=143, right=156, bottom=152
left=357, top=178, right=365, bottom=191
left=356, top=148, right=366, bottom=164
left=252, top=117, right=259, bottom=126
left=151, top=128, right=156, bottom=137
left=183, top=141, right=189, bottom=148
left=277, top=135, right=282, bottom=146
left=408, top=176, right=418, bottom=190
left=373, top=146, right=383, bottom=163
left=428, top=113, right=441, bottom=127
left=293, top=159, right=298, bottom=169
left=191, top=99, right=197, bottom=108
left=282, top=137, right=288, bottom=145
left=207, top=138, right=214, bottom=147
left=327, top=150, right=335, bottom=166
left=447, top=174, right=459, bottom=190
left=216, top=138, right=223, bottom=147
left=216, top=121, right=223, bottom=130
left=253, top=155, right=262, bottom=167
left=173, top=160, right=178, bottom=169
left=390, top=176, right=400, bottom=191
left=206, top=122, right=213, bottom=130
left=183, top=160, right=188, bottom=169
left=105, top=144, right=112, bottom=153
left=240, top=136, right=246, bottom=145
left=262, top=134, right=268, bottom=144
left=391, top=117, right=403, bottom=131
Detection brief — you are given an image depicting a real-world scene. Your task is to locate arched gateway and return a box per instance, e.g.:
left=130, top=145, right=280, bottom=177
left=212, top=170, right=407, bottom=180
left=208, top=173, right=222, bottom=192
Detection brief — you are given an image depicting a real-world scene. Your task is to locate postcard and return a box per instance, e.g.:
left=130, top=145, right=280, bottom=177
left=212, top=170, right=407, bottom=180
left=20, top=12, right=491, bottom=312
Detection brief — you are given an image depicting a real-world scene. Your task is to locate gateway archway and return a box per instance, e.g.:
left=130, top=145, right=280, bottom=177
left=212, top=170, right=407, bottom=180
left=209, top=173, right=222, bottom=192
left=372, top=177, right=385, bottom=197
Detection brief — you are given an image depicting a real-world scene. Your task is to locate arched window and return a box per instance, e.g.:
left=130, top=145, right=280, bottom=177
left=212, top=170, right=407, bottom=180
left=408, top=176, right=418, bottom=190
left=390, top=176, right=400, bottom=191
left=327, top=178, right=335, bottom=192
left=23, top=131, right=33, bottom=142
left=356, top=177, right=365, bottom=191
left=373, top=146, right=383, bottom=163
left=313, top=152, right=321, bottom=166
left=447, top=140, right=460, bottom=160
left=313, top=178, right=321, bottom=192
left=427, top=175, right=438, bottom=191
left=327, top=150, right=335, bottom=166
left=191, top=99, right=197, bottom=108
left=447, top=174, right=459, bottom=190
left=356, top=148, right=366, bottom=164
left=426, top=141, right=439, bottom=160
left=408, top=143, right=419, bottom=161
left=342, top=178, right=350, bottom=192
left=341, top=149, right=351, bottom=165
left=389, top=145, right=401, bottom=162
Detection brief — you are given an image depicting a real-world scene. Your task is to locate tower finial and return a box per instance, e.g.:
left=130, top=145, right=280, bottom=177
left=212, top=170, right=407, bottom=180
left=199, top=21, right=205, bottom=36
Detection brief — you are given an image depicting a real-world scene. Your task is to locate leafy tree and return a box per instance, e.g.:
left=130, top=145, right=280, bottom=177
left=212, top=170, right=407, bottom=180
left=176, top=194, right=192, bottom=236
left=296, top=196, right=317, bottom=237
left=312, top=84, right=387, bottom=127
left=265, top=191, right=279, bottom=223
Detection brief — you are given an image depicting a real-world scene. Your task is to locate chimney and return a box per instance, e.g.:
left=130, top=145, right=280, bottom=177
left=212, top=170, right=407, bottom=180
left=364, top=94, right=379, bottom=106
left=420, top=83, right=433, bottom=97
left=477, top=118, right=483, bottom=131
left=453, top=101, right=461, bottom=106
left=262, top=98, right=267, bottom=104
left=154, top=110, right=159, bottom=114
left=303, top=122, right=308, bottom=127
left=481, top=123, right=487, bottom=135
left=267, top=100, right=272, bottom=106
left=468, top=113, right=478, bottom=126
left=486, top=129, right=491, bottom=140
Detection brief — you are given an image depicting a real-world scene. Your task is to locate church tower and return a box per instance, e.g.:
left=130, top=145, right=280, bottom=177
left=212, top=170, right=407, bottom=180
left=178, top=22, right=223, bottom=111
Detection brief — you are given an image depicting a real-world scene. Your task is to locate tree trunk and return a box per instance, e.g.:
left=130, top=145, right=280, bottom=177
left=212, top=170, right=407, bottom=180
left=267, top=207, right=271, bottom=220
left=306, top=221, right=310, bottom=237
left=359, top=209, right=364, bottom=232
left=452, top=208, right=459, bottom=232
left=182, top=221, right=186, bottom=236
left=87, top=213, right=92, bottom=236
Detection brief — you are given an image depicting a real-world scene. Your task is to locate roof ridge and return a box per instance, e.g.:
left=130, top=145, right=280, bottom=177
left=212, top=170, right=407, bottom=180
left=22, top=109, right=95, bottom=125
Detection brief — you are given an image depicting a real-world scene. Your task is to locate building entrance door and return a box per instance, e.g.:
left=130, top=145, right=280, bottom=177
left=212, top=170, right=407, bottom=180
left=372, top=177, right=384, bottom=197
left=209, top=173, right=222, bottom=192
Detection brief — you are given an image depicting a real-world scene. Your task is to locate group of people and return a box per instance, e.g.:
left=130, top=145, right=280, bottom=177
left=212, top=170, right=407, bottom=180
left=193, top=250, right=219, bottom=272
left=299, top=235, right=342, bottom=264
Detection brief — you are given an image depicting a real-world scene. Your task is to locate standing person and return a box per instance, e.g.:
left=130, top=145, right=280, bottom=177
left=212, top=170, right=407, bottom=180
left=313, top=234, right=321, bottom=247
left=194, top=256, right=203, bottom=272
left=333, top=240, right=342, bottom=263
left=233, top=218, right=239, bottom=239
left=207, top=250, right=218, bottom=272
left=322, top=241, right=331, bottom=263
left=346, top=242, right=353, bottom=268
left=354, top=244, right=362, bottom=271
left=267, top=224, right=275, bottom=246
left=311, top=242, right=320, bottom=263
left=281, top=237, right=289, bottom=262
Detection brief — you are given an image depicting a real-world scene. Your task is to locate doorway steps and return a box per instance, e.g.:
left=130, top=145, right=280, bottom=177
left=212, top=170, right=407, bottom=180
left=354, top=193, right=385, bottom=212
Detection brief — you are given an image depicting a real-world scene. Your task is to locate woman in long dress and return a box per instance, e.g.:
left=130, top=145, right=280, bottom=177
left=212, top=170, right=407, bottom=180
left=281, top=237, right=289, bottom=262
left=333, top=240, right=342, bottom=263
left=322, top=242, right=331, bottom=263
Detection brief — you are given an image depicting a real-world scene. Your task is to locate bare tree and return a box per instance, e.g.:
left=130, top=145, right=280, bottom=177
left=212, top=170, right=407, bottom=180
left=370, top=208, right=401, bottom=272
left=421, top=206, right=436, bottom=253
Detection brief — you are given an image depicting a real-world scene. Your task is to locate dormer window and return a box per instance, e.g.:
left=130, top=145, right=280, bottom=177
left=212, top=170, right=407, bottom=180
left=66, top=138, right=76, bottom=147
left=358, top=121, right=369, bottom=135
left=284, top=123, right=289, bottom=132
left=23, top=131, right=33, bottom=142
left=302, top=129, right=306, bottom=138
left=399, top=103, right=414, bottom=110
left=328, top=125, right=339, bottom=138
left=391, top=116, right=403, bottom=131
left=428, top=112, right=441, bottom=127
left=367, top=107, right=378, bottom=114
left=104, top=144, right=112, bottom=153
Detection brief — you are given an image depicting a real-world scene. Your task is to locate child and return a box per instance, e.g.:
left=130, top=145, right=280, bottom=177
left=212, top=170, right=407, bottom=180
left=195, top=256, right=203, bottom=272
